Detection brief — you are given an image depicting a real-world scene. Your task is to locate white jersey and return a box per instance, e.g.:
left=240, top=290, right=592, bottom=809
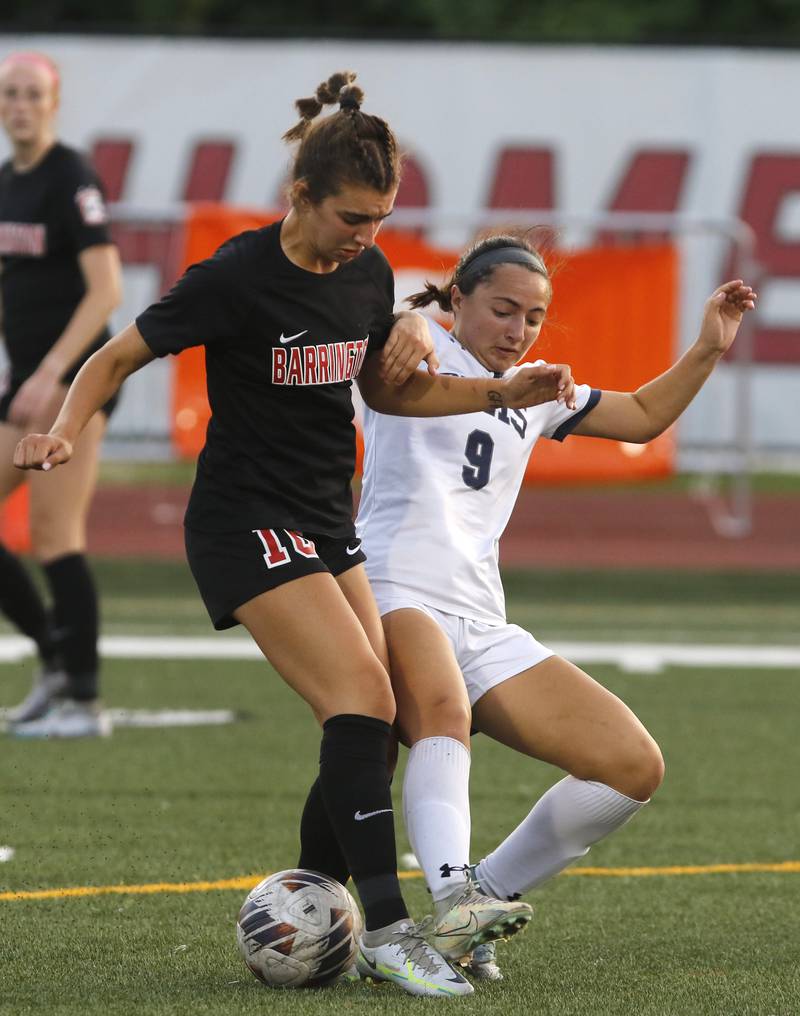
left=357, top=319, right=600, bottom=625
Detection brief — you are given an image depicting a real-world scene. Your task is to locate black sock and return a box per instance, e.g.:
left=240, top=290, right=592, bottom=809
left=298, top=777, right=351, bottom=886
left=0, top=542, right=55, bottom=662
left=42, top=553, right=99, bottom=702
left=318, top=714, right=407, bottom=931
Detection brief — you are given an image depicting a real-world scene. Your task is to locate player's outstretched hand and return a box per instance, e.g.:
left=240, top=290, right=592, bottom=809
left=503, top=363, right=577, bottom=410
left=379, top=311, right=439, bottom=385
left=13, top=433, right=73, bottom=471
left=699, top=280, right=757, bottom=356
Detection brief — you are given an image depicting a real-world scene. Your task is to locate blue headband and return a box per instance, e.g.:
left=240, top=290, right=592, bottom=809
left=459, top=247, right=547, bottom=286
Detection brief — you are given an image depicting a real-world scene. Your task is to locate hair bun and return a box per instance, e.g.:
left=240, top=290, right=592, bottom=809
left=295, top=96, right=323, bottom=121
left=339, top=90, right=361, bottom=112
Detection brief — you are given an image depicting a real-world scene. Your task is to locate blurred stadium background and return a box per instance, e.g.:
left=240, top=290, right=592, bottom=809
left=3, top=27, right=800, bottom=558
left=1, top=8, right=799, bottom=1015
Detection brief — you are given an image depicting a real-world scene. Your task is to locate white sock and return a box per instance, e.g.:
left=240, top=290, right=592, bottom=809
left=474, top=776, right=647, bottom=900
left=402, top=736, right=472, bottom=903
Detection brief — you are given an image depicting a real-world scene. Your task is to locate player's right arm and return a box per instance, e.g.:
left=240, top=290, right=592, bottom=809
left=13, top=323, right=155, bottom=471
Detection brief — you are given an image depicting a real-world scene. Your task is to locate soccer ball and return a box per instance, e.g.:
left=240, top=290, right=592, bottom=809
left=236, top=869, right=362, bottom=988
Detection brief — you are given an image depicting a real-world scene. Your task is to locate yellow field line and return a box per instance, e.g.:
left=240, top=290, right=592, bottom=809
left=2, top=860, right=799, bottom=902
left=0, top=875, right=259, bottom=902
left=561, top=861, right=800, bottom=877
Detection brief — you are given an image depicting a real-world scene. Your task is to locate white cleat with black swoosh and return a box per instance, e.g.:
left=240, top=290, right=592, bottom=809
left=357, top=919, right=473, bottom=996
left=432, top=879, right=532, bottom=962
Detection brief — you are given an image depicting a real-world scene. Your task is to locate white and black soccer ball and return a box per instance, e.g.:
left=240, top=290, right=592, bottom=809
left=236, top=869, right=362, bottom=988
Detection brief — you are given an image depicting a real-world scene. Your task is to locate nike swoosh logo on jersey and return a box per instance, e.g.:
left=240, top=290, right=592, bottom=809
left=345, top=541, right=362, bottom=555
left=354, top=808, right=393, bottom=821
left=279, top=330, right=308, bottom=344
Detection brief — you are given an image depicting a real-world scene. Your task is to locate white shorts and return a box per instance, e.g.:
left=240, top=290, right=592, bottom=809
left=371, top=582, right=555, bottom=707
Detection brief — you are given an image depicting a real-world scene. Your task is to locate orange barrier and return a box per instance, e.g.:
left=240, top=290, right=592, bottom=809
left=0, top=485, right=31, bottom=553
left=172, top=207, right=462, bottom=459
left=2, top=203, right=677, bottom=555
left=173, top=204, right=676, bottom=481
left=524, top=243, right=676, bottom=482
left=172, top=205, right=282, bottom=458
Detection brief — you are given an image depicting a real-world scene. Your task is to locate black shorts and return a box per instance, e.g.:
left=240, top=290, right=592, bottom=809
left=0, top=374, right=119, bottom=423
left=184, top=526, right=368, bottom=630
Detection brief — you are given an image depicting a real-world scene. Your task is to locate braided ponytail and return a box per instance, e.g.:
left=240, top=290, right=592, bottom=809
left=283, top=71, right=358, bottom=142
left=284, top=70, right=401, bottom=203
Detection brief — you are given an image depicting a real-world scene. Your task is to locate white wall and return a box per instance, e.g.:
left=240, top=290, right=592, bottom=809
left=2, top=36, right=799, bottom=461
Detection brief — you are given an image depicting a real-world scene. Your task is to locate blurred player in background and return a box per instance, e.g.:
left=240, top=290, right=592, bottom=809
left=356, top=233, right=756, bottom=979
left=12, top=73, right=578, bottom=996
left=0, top=51, right=122, bottom=738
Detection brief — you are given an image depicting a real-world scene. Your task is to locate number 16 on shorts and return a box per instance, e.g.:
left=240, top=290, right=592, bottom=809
left=253, top=528, right=318, bottom=568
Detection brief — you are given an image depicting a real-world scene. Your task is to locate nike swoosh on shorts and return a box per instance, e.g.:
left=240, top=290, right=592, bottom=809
left=346, top=541, right=362, bottom=555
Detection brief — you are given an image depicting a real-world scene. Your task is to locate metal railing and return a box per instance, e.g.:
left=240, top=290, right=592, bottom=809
left=103, top=204, right=760, bottom=535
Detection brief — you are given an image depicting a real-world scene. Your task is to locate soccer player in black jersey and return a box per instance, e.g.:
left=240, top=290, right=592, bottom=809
left=0, top=52, right=122, bottom=738
left=14, top=71, right=574, bottom=996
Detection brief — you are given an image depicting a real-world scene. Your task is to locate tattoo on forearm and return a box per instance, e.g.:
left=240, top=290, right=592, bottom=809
left=488, top=388, right=505, bottom=409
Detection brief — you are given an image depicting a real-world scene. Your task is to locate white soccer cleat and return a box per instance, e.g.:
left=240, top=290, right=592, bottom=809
left=432, top=880, right=532, bottom=962
left=466, top=941, right=503, bottom=981
left=10, top=699, right=112, bottom=739
left=357, top=919, right=473, bottom=996
left=6, top=665, right=69, bottom=724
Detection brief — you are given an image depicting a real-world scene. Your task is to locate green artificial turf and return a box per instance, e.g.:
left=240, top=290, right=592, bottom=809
left=2, top=647, right=799, bottom=1015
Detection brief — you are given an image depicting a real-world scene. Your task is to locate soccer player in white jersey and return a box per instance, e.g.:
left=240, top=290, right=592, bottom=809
left=357, top=233, right=756, bottom=979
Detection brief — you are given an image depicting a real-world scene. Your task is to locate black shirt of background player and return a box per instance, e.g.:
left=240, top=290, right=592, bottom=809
left=0, top=142, right=112, bottom=383
left=137, top=220, right=395, bottom=537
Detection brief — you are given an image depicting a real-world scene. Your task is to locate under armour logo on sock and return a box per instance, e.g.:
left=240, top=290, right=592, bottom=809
left=439, top=863, right=470, bottom=879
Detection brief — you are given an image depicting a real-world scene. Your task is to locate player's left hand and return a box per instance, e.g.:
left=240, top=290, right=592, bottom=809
left=379, top=311, right=439, bottom=385
left=6, top=367, right=65, bottom=428
left=699, top=280, right=757, bottom=355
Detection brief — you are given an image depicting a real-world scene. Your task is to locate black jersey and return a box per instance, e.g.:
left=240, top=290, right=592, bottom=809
left=137, top=221, right=395, bottom=537
left=0, top=142, right=112, bottom=380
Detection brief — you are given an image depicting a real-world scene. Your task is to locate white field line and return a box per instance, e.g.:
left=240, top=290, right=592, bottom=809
left=107, top=709, right=236, bottom=728
left=1, top=635, right=799, bottom=673
left=0, top=707, right=237, bottom=728
left=554, top=641, right=800, bottom=674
